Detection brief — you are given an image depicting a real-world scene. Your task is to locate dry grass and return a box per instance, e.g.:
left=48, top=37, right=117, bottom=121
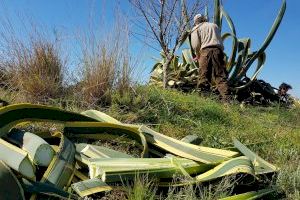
left=13, top=40, right=63, bottom=102
left=80, top=45, right=116, bottom=106
left=0, top=18, right=64, bottom=103
left=74, top=13, right=134, bottom=107
left=0, top=5, right=138, bottom=106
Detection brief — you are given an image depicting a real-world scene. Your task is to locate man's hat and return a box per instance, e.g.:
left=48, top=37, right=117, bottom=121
left=193, top=14, right=207, bottom=25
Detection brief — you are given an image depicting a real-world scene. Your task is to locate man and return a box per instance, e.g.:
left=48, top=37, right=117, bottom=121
left=277, top=82, right=293, bottom=105
left=191, top=14, right=229, bottom=100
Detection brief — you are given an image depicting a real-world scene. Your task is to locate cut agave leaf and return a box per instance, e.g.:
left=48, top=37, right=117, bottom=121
left=81, top=110, right=122, bottom=124
left=0, top=138, right=36, bottom=180
left=75, top=151, right=90, bottom=166
left=218, top=188, right=276, bottom=200
left=65, top=115, right=238, bottom=163
left=233, top=138, right=277, bottom=174
left=68, top=133, right=142, bottom=145
left=160, top=156, right=254, bottom=187
left=140, top=126, right=238, bottom=163
left=195, top=156, right=254, bottom=182
left=21, top=179, right=74, bottom=199
left=40, top=132, right=75, bottom=189
left=0, top=160, right=25, bottom=200
left=64, top=122, right=148, bottom=158
left=88, top=157, right=215, bottom=182
left=76, top=143, right=132, bottom=159
left=6, top=129, right=55, bottom=167
left=72, top=178, right=112, bottom=197
left=74, top=169, right=89, bottom=181
left=0, top=104, right=98, bottom=137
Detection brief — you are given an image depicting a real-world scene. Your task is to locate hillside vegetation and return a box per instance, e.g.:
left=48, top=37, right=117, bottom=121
left=2, top=86, right=299, bottom=199
left=108, top=86, right=300, bottom=199
left=0, top=1, right=297, bottom=198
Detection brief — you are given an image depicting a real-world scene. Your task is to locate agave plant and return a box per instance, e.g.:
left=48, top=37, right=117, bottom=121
left=150, top=0, right=286, bottom=92
left=150, top=49, right=198, bottom=89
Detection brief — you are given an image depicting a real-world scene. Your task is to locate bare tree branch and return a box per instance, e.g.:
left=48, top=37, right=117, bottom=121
left=163, top=0, right=178, bottom=37
left=129, top=32, right=161, bottom=52
left=129, top=0, right=210, bottom=88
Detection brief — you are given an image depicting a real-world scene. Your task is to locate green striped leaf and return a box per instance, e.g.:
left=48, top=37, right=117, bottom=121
left=0, top=104, right=97, bottom=137
left=72, top=178, right=112, bottom=197
left=236, top=0, right=286, bottom=84
left=140, top=126, right=238, bottom=163
left=0, top=138, right=36, bottom=180
left=214, top=0, right=221, bottom=27
left=21, top=179, right=74, bottom=199
left=64, top=122, right=149, bottom=158
left=160, top=156, right=254, bottom=187
left=195, top=156, right=254, bottom=182
left=81, top=110, right=122, bottom=124
left=40, top=132, right=75, bottom=189
left=88, top=157, right=214, bottom=182
left=76, top=143, right=132, bottom=159
left=233, top=139, right=277, bottom=174
left=6, top=129, right=55, bottom=167
left=234, top=52, right=266, bottom=90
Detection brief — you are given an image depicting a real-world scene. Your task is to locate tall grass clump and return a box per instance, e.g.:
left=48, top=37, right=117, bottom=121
left=76, top=13, right=134, bottom=106
left=0, top=19, right=64, bottom=102
left=14, top=40, right=63, bottom=102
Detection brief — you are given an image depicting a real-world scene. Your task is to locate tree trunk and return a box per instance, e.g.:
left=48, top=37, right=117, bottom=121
left=162, top=56, right=172, bottom=89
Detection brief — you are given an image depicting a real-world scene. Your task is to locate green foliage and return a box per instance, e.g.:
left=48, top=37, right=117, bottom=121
left=106, top=85, right=299, bottom=199
left=150, top=0, right=287, bottom=91
left=277, top=165, right=300, bottom=200
left=126, top=176, right=233, bottom=200
left=150, top=50, right=198, bottom=89
left=1, top=86, right=299, bottom=199
left=126, top=176, right=157, bottom=200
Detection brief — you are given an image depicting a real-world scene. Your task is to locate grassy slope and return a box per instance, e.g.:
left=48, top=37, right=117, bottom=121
left=1, top=86, right=299, bottom=199
left=106, top=86, right=300, bottom=199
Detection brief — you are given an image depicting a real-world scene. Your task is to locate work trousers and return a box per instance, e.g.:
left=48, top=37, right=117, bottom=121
left=197, top=47, right=229, bottom=98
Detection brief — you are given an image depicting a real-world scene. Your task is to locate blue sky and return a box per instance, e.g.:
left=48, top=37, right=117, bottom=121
left=0, top=0, right=299, bottom=97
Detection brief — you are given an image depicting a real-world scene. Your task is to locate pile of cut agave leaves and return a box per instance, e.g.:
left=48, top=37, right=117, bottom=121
left=0, top=104, right=278, bottom=199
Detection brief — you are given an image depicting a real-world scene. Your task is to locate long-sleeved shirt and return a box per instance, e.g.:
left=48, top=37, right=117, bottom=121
left=191, top=22, right=224, bottom=57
